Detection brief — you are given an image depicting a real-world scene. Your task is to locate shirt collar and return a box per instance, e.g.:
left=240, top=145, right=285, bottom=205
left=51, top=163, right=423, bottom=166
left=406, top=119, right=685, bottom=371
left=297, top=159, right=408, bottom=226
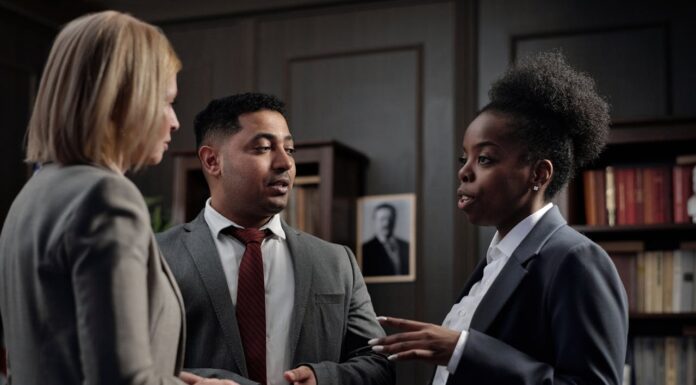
left=486, top=202, right=553, bottom=263
left=204, top=198, right=286, bottom=240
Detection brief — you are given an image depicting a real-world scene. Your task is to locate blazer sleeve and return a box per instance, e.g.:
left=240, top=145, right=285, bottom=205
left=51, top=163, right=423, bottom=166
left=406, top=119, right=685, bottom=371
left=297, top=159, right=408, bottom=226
left=65, top=177, right=185, bottom=385
left=305, top=246, right=395, bottom=385
left=449, top=242, right=628, bottom=385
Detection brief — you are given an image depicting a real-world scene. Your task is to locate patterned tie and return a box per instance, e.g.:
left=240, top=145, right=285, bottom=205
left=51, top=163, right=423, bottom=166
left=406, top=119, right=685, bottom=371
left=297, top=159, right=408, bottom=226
left=228, top=227, right=268, bottom=384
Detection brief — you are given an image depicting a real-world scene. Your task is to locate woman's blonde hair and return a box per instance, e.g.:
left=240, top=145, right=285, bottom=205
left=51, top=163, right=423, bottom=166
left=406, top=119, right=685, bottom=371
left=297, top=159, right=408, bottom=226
left=25, top=10, right=181, bottom=171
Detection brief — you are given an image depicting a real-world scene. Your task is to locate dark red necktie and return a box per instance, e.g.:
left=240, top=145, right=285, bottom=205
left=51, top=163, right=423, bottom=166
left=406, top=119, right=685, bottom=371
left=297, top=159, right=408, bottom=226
left=228, top=227, right=268, bottom=384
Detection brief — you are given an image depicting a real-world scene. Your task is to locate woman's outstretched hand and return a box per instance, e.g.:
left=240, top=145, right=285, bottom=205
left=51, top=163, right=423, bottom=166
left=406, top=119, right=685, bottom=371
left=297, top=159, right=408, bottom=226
left=369, top=316, right=460, bottom=366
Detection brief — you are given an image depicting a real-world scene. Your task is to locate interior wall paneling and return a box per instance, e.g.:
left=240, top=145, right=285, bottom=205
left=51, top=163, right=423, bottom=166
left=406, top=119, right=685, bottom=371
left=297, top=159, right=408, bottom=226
left=0, top=6, right=55, bottom=227
left=512, top=23, right=671, bottom=120
left=256, top=2, right=455, bottom=384
left=129, top=18, right=257, bottom=218
left=0, top=64, right=32, bottom=225
left=452, top=0, right=480, bottom=300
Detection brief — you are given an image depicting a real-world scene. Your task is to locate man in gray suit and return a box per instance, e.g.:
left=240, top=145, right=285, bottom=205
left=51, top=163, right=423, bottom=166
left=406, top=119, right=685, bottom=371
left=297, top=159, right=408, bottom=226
left=157, top=93, right=393, bottom=385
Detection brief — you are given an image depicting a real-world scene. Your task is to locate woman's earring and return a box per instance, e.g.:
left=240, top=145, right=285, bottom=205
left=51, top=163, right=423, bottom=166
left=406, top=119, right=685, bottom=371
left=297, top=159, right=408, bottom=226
left=532, top=185, right=539, bottom=191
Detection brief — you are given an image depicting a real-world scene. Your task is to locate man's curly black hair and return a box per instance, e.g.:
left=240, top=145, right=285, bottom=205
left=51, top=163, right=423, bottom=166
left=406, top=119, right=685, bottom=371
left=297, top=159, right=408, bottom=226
left=481, top=52, right=610, bottom=200
left=194, top=92, right=286, bottom=148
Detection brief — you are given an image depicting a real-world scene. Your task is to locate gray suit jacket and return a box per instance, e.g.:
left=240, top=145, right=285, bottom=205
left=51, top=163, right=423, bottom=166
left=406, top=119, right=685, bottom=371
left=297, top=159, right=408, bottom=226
left=157, top=211, right=394, bottom=385
left=0, top=164, right=186, bottom=385
left=444, top=206, right=628, bottom=385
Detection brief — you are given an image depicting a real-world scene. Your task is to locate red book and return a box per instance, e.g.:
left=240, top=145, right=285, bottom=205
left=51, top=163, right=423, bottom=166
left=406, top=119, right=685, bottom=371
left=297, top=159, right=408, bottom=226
left=644, top=166, right=673, bottom=224
left=657, top=166, right=673, bottom=224
left=595, top=169, right=607, bottom=225
left=674, top=165, right=693, bottom=223
left=624, top=168, right=637, bottom=225
left=635, top=168, right=645, bottom=224
left=583, top=170, right=598, bottom=225
left=643, top=168, right=656, bottom=224
left=616, top=168, right=628, bottom=225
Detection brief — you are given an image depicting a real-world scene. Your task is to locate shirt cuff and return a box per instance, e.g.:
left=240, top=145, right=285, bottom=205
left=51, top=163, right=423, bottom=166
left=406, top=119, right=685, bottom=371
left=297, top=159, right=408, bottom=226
left=446, top=330, right=469, bottom=373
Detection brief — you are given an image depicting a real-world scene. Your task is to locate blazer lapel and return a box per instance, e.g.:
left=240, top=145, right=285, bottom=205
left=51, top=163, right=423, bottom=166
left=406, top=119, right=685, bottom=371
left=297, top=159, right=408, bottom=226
left=456, top=258, right=487, bottom=302
left=469, top=206, right=567, bottom=333
left=182, top=212, right=248, bottom=376
left=282, top=222, right=314, bottom=365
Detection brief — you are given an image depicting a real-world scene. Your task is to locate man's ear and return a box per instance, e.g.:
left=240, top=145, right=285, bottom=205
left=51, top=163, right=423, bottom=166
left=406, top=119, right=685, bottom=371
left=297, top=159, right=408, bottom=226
left=532, top=159, right=553, bottom=190
left=198, top=145, right=221, bottom=177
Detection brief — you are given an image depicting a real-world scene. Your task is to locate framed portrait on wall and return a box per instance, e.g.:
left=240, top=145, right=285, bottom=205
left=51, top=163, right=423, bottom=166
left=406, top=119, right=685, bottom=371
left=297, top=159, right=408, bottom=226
left=356, top=193, right=416, bottom=283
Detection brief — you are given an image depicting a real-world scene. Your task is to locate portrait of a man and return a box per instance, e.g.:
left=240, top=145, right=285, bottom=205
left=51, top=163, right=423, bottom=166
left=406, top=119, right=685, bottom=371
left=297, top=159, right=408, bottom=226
left=357, top=194, right=415, bottom=283
left=362, top=203, right=409, bottom=276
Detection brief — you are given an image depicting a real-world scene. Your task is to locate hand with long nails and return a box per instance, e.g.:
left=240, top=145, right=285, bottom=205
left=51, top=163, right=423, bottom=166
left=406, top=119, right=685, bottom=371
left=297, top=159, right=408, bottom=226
left=368, top=316, right=460, bottom=366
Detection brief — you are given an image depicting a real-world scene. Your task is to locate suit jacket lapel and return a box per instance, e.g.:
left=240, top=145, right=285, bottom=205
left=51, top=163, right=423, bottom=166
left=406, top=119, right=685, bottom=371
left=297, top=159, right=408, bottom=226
left=282, top=222, right=314, bottom=365
left=182, top=212, right=248, bottom=376
left=469, top=206, right=566, bottom=333
left=456, top=258, right=487, bottom=302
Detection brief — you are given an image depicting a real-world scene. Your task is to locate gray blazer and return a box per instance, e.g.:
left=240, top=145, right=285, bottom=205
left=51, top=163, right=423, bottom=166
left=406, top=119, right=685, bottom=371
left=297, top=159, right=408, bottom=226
left=157, top=211, right=394, bottom=385
left=0, top=164, right=186, bottom=385
left=445, top=206, right=628, bottom=385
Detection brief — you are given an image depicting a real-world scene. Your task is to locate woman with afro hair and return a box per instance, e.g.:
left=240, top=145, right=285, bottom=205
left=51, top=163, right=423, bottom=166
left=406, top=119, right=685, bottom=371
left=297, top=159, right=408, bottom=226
left=370, top=52, right=628, bottom=385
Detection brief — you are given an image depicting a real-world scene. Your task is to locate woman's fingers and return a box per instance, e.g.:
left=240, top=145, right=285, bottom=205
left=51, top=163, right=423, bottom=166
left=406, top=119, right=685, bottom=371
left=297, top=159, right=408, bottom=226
left=369, top=317, right=461, bottom=366
left=377, top=316, right=431, bottom=331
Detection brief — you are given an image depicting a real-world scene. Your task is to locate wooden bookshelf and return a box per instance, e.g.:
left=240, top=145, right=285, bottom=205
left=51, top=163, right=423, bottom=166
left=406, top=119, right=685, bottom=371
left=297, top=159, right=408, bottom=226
left=171, top=141, right=368, bottom=247
left=568, top=117, right=696, bottom=338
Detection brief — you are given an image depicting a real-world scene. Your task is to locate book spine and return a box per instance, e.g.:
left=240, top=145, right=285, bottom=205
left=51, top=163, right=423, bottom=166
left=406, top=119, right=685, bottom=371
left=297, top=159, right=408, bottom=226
left=606, top=167, right=616, bottom=226
left=583, top=170, right=597, bottom=225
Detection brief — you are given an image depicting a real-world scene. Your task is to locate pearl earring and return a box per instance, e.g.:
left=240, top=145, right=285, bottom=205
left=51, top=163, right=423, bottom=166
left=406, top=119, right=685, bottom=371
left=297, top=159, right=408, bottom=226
left=532, top=185, right=539, bottom=191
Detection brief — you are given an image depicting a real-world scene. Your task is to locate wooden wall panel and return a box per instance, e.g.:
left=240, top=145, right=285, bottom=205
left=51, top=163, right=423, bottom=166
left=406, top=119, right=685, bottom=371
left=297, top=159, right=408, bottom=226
left=0, top=7, right=54, bottom=226
left=513, top=25, right=670, bottom=120
left=129, top=19, right=257, bottom=212
left=257, top=3, right=456, bottom=384
left=0, top=65, right=32, bottom=224
left=287, top=47, right=420, bottom=195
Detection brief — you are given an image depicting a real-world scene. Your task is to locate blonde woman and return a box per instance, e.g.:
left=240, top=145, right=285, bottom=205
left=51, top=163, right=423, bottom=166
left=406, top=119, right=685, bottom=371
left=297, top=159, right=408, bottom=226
left=0, top=11, right=237, bottom=385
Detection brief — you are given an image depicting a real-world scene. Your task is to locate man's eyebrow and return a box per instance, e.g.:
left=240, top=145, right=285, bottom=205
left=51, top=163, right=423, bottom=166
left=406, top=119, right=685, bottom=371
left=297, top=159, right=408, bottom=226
left=250, top=133, right=294, bottom=142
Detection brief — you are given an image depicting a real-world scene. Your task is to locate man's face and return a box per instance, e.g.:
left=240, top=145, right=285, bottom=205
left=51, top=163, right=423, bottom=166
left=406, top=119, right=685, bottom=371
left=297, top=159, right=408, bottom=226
left=214, top=109, right=296, bottom=227
left=374, top=208, right=395, bottom=239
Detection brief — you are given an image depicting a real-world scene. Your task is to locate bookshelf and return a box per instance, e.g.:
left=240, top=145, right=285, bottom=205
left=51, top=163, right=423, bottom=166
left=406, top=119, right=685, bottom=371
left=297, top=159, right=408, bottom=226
left=171, top=141, right=368, bottom=247
left=568, top=118, right=696, bottom=385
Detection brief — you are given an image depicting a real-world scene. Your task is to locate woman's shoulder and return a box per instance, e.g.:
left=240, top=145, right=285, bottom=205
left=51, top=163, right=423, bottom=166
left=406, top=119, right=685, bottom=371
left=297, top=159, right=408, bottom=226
left=540, top=224, right=614, bottom=273
left=42, top=163, right=141, bottom=199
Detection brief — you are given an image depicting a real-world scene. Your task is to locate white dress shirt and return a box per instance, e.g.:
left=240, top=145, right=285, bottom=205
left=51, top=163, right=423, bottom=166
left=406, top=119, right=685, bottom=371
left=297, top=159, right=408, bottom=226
left=204, top=199, right=295, bottom=385
left=433, top=203, right=553, bottom=385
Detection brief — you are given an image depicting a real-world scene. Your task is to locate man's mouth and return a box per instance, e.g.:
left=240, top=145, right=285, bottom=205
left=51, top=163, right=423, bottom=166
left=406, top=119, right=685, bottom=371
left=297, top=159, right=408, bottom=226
left=268, top=178, right=290, bottom=194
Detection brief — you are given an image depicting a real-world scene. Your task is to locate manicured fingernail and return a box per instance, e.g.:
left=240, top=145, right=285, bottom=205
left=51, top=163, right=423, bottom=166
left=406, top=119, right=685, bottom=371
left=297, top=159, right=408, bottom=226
left=388, top=354, right=398, bottom=361
left=368, top=338, right=378, bottom=345
left=377, top=316, right=388, bottom=321
left=372, top=345, right=384, bottom=352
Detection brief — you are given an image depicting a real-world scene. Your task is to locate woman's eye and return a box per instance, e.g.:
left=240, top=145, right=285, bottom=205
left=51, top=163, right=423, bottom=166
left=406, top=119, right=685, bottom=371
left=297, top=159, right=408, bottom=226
left=478, top=156, right=491, bottom=165
left=458, top=156, right=467, bottom=164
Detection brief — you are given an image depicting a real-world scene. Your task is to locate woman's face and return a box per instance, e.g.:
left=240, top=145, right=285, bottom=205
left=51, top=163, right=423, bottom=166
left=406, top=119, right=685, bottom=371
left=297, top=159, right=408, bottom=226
left=456, top=111, right=538, bottom=237
left=146, top=73, right=179, bottom=165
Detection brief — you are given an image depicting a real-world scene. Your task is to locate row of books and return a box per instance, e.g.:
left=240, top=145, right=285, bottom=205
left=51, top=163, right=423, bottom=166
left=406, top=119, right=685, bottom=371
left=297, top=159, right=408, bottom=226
left=582, top=160, right=695, bottom=226
left=631, top=337, right=696, bottom=385
left=610, top=249, right=696, bottom=313
left=281, top=179, right=321, bottom=235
